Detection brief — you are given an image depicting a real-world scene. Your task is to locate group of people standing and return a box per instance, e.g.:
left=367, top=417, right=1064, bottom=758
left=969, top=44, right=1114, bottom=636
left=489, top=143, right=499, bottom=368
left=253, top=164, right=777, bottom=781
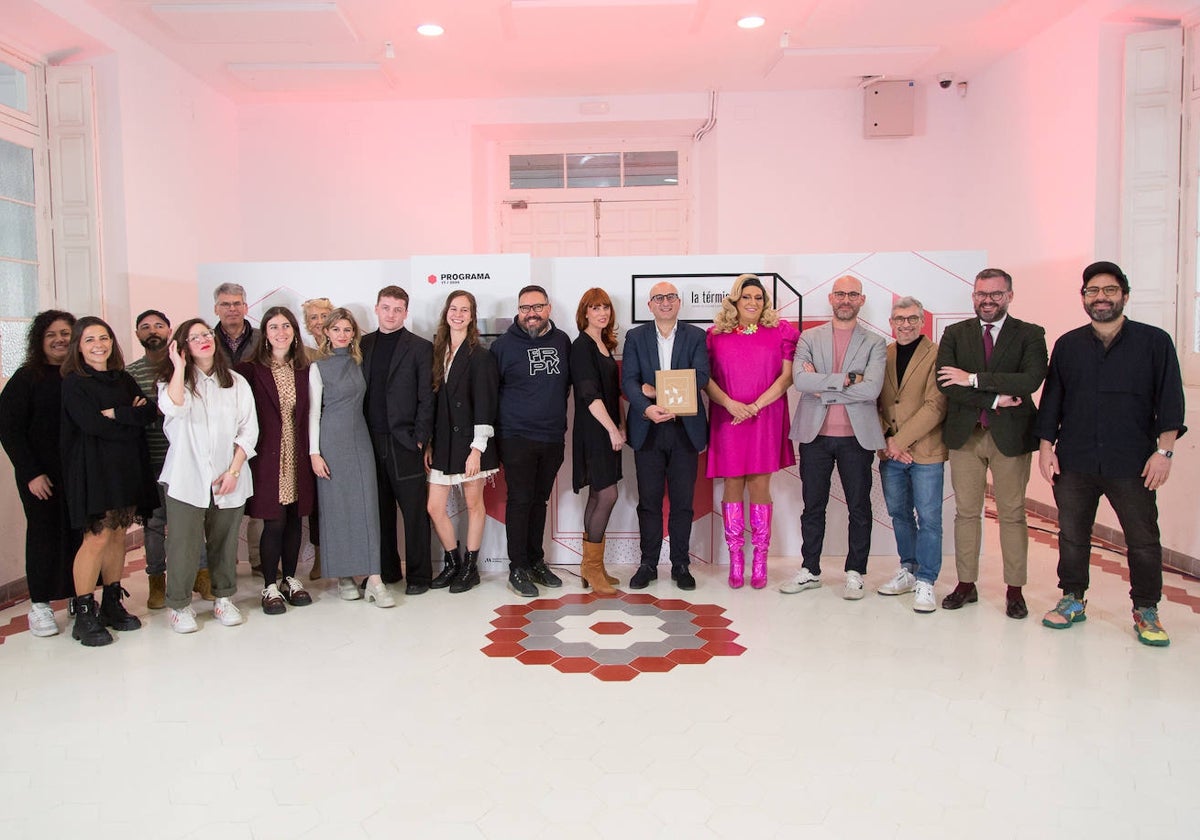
left=0, top=260, right=1185, bottom=648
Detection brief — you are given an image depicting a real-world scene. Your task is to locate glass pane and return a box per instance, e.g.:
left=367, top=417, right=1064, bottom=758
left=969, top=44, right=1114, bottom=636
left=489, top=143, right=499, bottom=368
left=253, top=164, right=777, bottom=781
left=1, top=319, right=28, bottom=379
left=0, top=199, right=36, bottom=261
left=0, top=61, right=30, bottom=113
left=509, top=154, right=563, bottom=189
left=0, top=137, right=35, bottom=202
left=0, top=260, right=38, bottom=318
left=567, top=152, right=620, bottom=188
left=624, top=151, right=679, bottom=186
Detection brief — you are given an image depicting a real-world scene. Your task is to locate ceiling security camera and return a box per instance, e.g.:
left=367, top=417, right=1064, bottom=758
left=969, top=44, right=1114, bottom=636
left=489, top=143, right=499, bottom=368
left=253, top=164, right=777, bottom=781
left=938, top=73, right=954, bottom=90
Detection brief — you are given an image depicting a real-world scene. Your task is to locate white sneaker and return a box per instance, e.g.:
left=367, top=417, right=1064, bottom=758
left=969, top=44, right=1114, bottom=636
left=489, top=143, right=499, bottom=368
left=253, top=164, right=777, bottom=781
left=338, top=577, right=362, bottom=601
left=170, top=605, right=199, bottom=633
left=364, top=579, right=396, bottom=608
left=878, top=567, right=916, bottom=596
left=28, top=602, right=58, bottom=637
left=843, top=571, right=866, bottom=600
left=213, top=597, right=244, bottom=626
left=780, top=569, right=822, bottom=594
left=913, top=581, right=937, bottom=613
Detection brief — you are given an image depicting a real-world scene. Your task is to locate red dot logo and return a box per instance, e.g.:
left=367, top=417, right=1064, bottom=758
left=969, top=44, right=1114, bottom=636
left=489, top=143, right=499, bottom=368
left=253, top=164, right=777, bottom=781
left=427, top=274, right=437, bottom=284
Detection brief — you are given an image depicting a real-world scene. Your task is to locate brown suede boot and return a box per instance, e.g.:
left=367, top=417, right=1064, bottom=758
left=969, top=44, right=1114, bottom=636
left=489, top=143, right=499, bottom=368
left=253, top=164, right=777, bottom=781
left=597, top=537, right=618, bottom=585
left=192, top=568, right=214, bottom=601
left=581, top=539, right=617, bottom=595
left=147, top=573, right=166, bottom=610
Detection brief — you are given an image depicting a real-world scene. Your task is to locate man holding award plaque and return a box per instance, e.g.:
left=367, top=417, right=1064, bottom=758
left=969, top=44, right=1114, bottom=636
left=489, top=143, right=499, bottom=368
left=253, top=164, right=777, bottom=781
left=621, top=282, right=711, bottom=590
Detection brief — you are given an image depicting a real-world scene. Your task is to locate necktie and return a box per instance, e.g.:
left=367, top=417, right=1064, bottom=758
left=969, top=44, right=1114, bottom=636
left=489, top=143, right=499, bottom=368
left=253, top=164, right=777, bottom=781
left=980, top=324, right=994, bottom=428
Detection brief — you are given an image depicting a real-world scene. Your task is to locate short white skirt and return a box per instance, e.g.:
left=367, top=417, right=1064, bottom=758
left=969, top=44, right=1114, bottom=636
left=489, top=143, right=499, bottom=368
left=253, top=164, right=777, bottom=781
left=427, top=467, right=499, bottom=487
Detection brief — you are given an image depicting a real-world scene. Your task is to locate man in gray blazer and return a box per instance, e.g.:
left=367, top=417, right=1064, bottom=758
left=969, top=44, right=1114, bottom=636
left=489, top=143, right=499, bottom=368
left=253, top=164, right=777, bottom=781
left=783, top=274, right=887, bottom=599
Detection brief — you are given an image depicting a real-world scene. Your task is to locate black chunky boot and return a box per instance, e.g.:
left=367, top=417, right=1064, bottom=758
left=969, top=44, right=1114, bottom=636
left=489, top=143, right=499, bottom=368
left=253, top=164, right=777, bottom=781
left=99, top=581, right=142, bottom=631
left=449, top=550, right=480, bottom=594
left=430, top=544, right=461, bottom=590
left=71, top=594, right=114, bottom=647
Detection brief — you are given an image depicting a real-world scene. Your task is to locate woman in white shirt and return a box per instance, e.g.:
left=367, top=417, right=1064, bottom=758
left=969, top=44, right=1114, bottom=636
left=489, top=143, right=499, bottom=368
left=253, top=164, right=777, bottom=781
left=158, top=319, right=259, bottom=633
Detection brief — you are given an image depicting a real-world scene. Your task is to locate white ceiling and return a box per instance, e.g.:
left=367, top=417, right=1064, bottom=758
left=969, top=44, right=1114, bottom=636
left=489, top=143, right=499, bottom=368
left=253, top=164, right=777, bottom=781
left=17, top=0, right=1200, bottom=102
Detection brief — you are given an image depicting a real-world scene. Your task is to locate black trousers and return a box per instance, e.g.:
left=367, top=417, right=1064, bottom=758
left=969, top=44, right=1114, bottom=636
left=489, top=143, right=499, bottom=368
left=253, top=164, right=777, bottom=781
left=374, top=435, right=432, bottom=585
left=1053, top=470, right=1162, bottom=608
left=633, top=421, right=698, bottom=569
left=799, top=434, right=875, bottom=575
left=19, top=489, right=79, bottom=603
left=500, top=436, right=564, bottom=571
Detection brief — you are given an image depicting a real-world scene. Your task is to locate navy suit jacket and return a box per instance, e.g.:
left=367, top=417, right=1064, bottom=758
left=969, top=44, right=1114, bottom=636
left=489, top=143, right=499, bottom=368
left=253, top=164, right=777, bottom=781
left=621, top=320, right=710, bottom=453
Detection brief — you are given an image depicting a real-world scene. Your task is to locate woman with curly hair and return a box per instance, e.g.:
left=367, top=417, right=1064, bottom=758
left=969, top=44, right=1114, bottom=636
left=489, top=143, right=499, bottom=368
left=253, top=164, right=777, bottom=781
left=0, top=310, right=80, bottom=637
left=59, top=316, right=159, bottom=646
left=308, top=308, right=390, bottom=606
left=425, top=291, right=499, bottom=594
left=236, top=306, right=316, bottom=615
left=704, top=274, right=798, bottom=589
left=570, top=287, right=625, bottom=594
left=157, top=319, right=258, bottom=632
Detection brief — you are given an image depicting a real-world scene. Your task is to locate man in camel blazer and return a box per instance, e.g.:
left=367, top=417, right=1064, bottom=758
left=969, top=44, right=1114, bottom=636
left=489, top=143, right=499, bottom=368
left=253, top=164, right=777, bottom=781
left=935, top=267, right=1047, bottom=619
left=876, top=296, right=948, bottom=613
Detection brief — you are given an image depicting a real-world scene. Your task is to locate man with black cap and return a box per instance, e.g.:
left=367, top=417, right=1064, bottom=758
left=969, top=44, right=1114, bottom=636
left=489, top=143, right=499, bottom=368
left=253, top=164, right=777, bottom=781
left=1035, top=261, right=1186, bottom=647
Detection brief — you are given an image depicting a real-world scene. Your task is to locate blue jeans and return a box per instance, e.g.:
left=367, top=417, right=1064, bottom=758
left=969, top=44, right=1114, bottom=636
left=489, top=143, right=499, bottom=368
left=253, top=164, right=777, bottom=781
left=879, top=459, right=944, bottom=583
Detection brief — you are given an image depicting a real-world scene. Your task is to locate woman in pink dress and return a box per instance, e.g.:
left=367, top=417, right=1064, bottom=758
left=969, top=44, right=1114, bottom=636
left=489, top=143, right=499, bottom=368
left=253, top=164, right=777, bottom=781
left=704, top=274, right=798, bottom=589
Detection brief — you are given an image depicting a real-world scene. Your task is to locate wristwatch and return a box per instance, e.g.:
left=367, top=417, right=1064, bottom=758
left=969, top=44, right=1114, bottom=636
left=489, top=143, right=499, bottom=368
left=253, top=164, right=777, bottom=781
left=1156, top=448, right=1174, bottom=459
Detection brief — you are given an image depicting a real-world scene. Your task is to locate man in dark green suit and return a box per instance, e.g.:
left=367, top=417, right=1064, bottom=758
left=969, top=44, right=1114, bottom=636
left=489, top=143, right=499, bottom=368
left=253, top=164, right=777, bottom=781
left=935, top=268, right=1047, bottom=619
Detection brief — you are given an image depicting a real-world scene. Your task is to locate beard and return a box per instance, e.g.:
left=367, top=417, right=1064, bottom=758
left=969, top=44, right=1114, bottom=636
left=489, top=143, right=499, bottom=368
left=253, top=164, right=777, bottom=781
left=1087, top=298, right=1125, bottom=323
left=140, top=335, right=166, bottom=351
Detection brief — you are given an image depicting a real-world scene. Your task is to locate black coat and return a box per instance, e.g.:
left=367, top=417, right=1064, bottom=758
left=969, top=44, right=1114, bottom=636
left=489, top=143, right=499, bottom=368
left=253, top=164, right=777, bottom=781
left=361, top=328, right=434, bottom=452
left=0, top=364, right=67, bottom=494
left=236, top=361, right=315, bottom=520
left=430, top=344, right=499, bottom=475
left=59, top=369, right=158, bottom=530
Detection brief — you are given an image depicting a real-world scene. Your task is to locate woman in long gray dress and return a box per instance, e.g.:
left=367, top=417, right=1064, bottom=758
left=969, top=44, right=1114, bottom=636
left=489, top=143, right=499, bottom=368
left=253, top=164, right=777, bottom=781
left=307, top=308, right=392, bottom=607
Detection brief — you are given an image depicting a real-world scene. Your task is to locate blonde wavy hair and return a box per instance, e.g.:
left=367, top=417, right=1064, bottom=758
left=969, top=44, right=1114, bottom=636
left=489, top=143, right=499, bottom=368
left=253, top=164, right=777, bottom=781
left=314, top=307, right=364, bottom=364
left=712, top=274, right=780, bottom=334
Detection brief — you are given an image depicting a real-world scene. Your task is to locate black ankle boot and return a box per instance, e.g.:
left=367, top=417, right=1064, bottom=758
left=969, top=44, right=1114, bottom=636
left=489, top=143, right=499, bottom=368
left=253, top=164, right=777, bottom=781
left=449, top=550, right=480, bottom=594
left=430, top=544, right=461, bottom=589
left=71, top=594, right=114, bottom=647
left=99, top=582, right=142, bottom=631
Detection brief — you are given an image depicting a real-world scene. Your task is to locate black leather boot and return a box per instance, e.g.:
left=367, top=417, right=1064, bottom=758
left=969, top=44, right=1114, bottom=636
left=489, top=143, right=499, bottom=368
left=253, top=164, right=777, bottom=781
left=99, top=581, right=142, bottom=631
left=449, top=550, right=480, bottom=594
left=430, top=544, right=461, bottom=590
left=71, top=594, right=114, bottom=647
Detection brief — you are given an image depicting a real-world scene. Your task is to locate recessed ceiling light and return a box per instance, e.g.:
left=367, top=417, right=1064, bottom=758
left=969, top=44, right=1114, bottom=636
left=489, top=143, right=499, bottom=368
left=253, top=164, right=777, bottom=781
left=737, top=16, right=765, bottom=29
left=417, top=23, right=444, bottom=37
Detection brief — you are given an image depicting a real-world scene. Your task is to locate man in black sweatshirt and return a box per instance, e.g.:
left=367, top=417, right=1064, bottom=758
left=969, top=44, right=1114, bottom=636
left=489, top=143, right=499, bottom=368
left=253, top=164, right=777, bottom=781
left=490, top=285, right=572, bottom=597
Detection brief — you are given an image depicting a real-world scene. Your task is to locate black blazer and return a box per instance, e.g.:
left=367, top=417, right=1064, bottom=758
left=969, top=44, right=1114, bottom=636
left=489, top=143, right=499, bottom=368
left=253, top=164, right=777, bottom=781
left=621, top=321, right=710, bottom=453
left=935, top=316, right=1048, bottom=456
left=430, top=344, right=499, bottom=474
left=361, top=328, right=435, bottom=452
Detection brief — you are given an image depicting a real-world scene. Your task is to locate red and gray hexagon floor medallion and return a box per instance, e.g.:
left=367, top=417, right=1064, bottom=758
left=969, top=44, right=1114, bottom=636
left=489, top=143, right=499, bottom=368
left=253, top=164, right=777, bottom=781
left=482, top=592, right=746, bottom=681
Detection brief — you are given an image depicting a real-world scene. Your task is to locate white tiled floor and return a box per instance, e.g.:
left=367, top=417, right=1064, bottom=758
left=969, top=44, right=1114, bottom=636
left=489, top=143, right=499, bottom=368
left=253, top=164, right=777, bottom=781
left=1, top=517, right=1198, bottom=839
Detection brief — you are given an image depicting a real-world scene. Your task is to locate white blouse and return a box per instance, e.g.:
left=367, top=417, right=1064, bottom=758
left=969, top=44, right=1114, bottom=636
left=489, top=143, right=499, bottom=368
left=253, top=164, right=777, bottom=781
left=158, top=370, right=259, bottom=509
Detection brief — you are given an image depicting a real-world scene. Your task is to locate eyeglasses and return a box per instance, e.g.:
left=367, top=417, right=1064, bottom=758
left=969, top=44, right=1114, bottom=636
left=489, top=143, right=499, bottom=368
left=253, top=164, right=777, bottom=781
left=186, top=331, right=215, bottom=344
left=831, top=291, right=862, bottom=301
left=216, top=301, right=246, bottom=310
left=972, top=290, right=1009, bottom=302
left=890, top=315, right=922, bottom=325
left=1082, top=285, right=1123, bottom=299
left=517, top=303, right=548, bottom=315
left=650, top=293, right=680, bottom=304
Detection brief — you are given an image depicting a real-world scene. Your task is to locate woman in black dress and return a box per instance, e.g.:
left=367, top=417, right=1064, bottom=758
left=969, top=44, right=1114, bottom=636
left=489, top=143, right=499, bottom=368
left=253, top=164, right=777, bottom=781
left=570, top=288, right=626, bottom=594
left=425, top=291, right=499, bottom=594
left=59, top=316, right=158, bottom=647
left=0, top=310, right=80, bottom=638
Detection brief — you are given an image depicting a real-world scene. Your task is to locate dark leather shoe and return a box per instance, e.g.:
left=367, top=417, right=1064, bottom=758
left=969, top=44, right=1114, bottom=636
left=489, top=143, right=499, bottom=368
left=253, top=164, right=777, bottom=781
left=528, top=562, right=562, bottom=588
left=405, top=583, right=430, bottom=596
left=1006, top=589, right=1028, bottom=620
left=671, top=567, right=696, bottom=591
left=629, top=564, right=658, bottom=589
left=941, top=582, right=978, bottom=610
left=508, top=567, right=538, bottom=598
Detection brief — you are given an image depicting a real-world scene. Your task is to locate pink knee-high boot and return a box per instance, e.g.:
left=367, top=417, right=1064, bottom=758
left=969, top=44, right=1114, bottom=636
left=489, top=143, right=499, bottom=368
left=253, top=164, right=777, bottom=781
left=749, top=503, right=773, bottom=589
left=722, top=502, right=746, bottom=588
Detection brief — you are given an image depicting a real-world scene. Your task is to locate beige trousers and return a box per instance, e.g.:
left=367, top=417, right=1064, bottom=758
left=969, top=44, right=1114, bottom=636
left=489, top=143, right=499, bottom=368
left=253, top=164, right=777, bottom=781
left=948, top=427, right=1031, bottom=586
